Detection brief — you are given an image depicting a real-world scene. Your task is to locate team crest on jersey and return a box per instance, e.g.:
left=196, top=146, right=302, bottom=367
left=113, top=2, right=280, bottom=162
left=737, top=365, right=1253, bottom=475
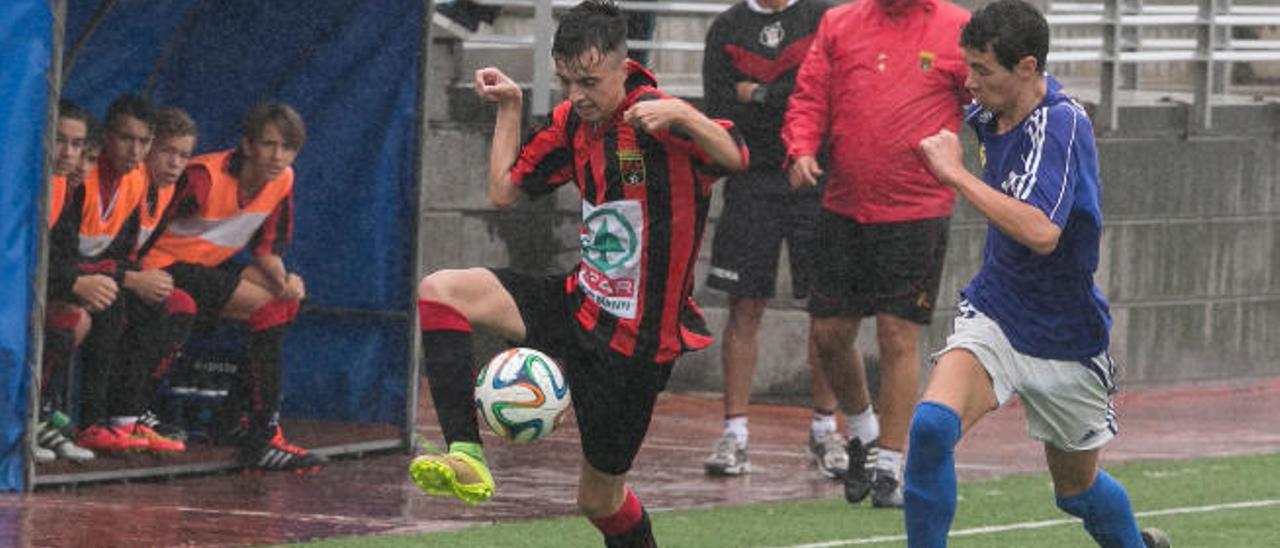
left=618, top=149, right=646, bottom=186
left=918, top=51, right=935, bottom=72
left=759, top=22, right=784, bottom=49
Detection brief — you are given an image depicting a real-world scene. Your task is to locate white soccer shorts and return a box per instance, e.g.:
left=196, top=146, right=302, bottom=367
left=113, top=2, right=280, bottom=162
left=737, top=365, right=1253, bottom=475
left=931, top=300, right=1119, bottom=452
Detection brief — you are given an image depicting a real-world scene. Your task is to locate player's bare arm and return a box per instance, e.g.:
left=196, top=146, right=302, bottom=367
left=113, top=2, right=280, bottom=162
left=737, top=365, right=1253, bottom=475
left=475, top=66, right=525, bottom=208
left=919, top=129, right=1062, bottom=255
left=787, top=155, right=823, bottom=189
left=624, top=99, right=746, bottom=173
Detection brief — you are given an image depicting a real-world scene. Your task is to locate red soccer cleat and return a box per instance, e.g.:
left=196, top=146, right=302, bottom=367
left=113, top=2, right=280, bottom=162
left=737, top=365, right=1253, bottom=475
left=76, top=424, right=149, bottom=453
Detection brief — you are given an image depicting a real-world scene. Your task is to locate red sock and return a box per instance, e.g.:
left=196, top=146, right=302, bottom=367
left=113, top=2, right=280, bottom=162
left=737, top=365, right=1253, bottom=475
left=589, top=488, right=644, bottom=536
left=418, top=299, right=471, bottom=333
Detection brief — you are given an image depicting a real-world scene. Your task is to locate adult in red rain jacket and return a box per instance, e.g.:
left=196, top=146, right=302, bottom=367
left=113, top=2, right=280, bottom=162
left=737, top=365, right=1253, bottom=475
left=781, top=0, right=970, bottom=509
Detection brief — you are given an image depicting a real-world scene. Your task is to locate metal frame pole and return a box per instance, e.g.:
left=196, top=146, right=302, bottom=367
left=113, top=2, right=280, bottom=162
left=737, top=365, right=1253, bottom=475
left=531, top=0, right=554, bottom=117
left=1193, top=0, right=1217, bottom=129
left=1119, top=0, right=1142, bottom=90
left=1213, top=0, right=1232, bottom=95
left=1100, top=0, right=1121, bottom=131
left=28, top=0, right=67, bottom=491
left=407, top=0, right=438, bottom=452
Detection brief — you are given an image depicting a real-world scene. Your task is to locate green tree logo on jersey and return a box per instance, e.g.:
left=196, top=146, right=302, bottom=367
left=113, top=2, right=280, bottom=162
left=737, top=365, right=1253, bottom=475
left=582, top=209, right=638, bottom=272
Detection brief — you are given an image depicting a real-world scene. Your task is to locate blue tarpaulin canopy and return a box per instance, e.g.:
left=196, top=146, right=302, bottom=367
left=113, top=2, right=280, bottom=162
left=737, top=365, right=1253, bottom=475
left=0, top=0, right=429, bottom=490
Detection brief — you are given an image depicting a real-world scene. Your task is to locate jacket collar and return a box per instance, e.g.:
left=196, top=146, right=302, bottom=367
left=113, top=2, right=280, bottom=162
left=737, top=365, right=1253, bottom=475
left=874, top=0, right=935, bottom=18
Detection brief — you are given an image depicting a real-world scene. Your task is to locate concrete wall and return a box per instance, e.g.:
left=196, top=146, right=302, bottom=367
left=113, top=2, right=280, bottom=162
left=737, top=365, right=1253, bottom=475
left=422, top=22, right=1280, bottom=397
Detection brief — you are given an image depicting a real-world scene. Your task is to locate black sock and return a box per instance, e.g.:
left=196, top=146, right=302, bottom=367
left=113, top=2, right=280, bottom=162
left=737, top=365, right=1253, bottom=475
left=603, top=509, right=656, bottom=548
left=246, top=326, right=284, bottom=443
left=79, top=300, right=126, bottom=425
left=41, top=325, right=75, bottom=410
left=421, top=329, right=482, bottom=446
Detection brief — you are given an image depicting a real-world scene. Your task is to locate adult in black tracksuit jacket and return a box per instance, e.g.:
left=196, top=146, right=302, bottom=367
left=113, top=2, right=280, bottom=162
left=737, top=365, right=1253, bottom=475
left=699, top=0, right=846, bottom=480
left=703, top=0, right=832, bottom=171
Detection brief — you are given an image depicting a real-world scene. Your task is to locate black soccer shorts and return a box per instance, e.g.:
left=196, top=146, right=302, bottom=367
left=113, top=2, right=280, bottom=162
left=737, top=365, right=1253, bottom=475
left=165, top=261, right=247, bottom=330
left=807, top=211, right=949, bottom=325
left=491, top=268, right=672, bottom=476
left=706, top=171, right=821, bottom=299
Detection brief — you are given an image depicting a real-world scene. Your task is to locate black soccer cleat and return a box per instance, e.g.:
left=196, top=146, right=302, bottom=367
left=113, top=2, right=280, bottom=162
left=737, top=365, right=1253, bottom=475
left=139, top=410, right=188, bottom=442
left=843, top=437, right=878, bottom=504
left=238, top=427, right=328, bottom=474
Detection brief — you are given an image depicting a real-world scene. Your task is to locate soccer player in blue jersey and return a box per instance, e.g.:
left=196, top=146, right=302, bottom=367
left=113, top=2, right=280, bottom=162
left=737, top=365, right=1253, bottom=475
left=910, top=1, right=1168, bottom=547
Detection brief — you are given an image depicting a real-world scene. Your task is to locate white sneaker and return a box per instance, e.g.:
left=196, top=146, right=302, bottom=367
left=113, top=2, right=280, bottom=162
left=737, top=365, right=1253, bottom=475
left=807, top=430, right=849, bottom=479
left=703, top=432, right=750, bottom=476
left=32, top=442, right=55, bottom=464
left=37, top=421, right=95, bottom=462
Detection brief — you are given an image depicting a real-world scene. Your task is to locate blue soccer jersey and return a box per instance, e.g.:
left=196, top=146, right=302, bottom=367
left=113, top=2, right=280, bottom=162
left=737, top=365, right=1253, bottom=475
left=961, top=75, right=1111, bottom=360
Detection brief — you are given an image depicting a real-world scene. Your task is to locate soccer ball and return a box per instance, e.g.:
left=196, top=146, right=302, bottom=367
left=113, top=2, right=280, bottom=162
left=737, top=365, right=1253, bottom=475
left=475, top=347, right=571, bottom=444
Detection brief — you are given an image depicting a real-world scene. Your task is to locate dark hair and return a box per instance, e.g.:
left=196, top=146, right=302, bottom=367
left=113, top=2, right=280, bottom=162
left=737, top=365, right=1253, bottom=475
left=84, top=117, right=104, bottom=149
left=961, top=0, right=1049, bottom=73
left=552, top=0, right=629, bottom=66
left=241, top=101, right=305, bottom=149
left=57, top=99, right=93, bottom=128
left=153, top=107, right=198, bottom=142
left=104, top=94, right=154, bottom=131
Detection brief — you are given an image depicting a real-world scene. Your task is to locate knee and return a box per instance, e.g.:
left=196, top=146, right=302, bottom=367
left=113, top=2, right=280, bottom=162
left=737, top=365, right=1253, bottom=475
left=908, top=401, right=962, bottom=455
left=809, top=320, right=847, bottom=355
left=167, top=289, right=197, bottom=316
left=726, top=298, right=767, bottom=330
left=417, top=269, right=468, bottom=303
left=247, top=298, right=300, bottom=332
left=876, top=317, right=918, bottom=355
left=1052, top=469, right=1099, bottom=499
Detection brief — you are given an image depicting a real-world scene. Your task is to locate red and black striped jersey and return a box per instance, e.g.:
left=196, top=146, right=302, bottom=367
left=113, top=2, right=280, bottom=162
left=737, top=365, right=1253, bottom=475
left=510, top=60, right=748, bottom=363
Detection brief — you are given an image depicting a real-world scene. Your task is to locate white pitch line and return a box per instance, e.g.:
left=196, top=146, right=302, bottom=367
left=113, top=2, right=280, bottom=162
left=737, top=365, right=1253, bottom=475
left=773, top=499, right=1280, bottom=548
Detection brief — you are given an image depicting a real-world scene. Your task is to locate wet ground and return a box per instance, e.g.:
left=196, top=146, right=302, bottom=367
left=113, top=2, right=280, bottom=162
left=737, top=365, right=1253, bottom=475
left=3, top=377, right=1278, bottom=547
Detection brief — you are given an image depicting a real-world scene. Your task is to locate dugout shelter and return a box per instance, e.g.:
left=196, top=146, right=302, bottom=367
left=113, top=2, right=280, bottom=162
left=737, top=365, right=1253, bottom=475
left=0, top=0, right=437, bottom=490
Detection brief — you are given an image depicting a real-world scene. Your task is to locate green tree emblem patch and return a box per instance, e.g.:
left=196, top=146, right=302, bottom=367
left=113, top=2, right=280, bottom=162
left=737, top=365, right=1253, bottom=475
left=582, top=209, right=638, bottom=271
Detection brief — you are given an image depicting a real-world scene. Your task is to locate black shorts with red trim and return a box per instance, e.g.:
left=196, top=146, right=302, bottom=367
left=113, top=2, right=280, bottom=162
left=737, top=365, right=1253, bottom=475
left=706, top=172, right=820, bottom=299
left=165, top=261, right=246, bottom=330
left=491, top=268, right=673, bottom=476
left=807, top=211, right=949, bottom=325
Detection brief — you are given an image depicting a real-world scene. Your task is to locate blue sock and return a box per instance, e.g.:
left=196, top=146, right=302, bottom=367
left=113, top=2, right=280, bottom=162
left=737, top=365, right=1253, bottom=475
left=904, top=401, right=962, bottom=548
left=1055, top=470, right=1144, bottom=547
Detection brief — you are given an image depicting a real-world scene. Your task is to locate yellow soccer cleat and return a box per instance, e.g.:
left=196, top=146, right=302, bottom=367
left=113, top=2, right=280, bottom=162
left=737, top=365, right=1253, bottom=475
left=409, top=450, right=494, bottom=506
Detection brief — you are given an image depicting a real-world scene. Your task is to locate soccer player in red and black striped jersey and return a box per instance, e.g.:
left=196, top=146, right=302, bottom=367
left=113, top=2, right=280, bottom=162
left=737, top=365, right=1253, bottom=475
left=410, top=1, right=747, bottom=545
